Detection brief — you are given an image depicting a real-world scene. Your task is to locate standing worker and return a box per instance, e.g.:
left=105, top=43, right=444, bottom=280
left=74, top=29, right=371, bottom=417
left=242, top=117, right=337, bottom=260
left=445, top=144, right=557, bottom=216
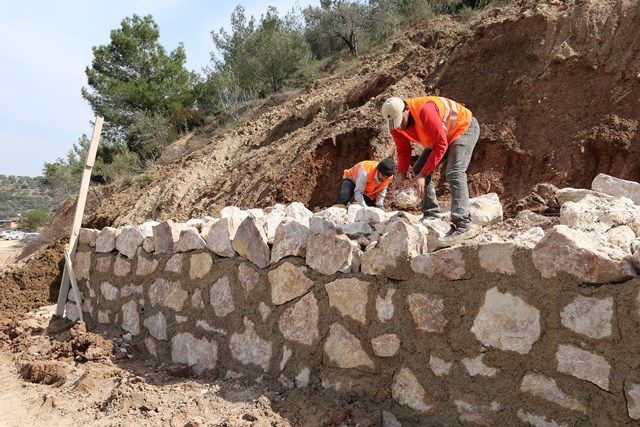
left=381, top=96, right=481, bottom=246
left=334, top=158, right=396, bottom=211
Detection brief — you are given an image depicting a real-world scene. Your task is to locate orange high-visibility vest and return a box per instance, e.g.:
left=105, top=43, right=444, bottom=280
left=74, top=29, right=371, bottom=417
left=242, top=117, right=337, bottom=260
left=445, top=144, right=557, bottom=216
left=343, top=161, right=393, bottom=198
left=396, top=96, right=472, bottom=147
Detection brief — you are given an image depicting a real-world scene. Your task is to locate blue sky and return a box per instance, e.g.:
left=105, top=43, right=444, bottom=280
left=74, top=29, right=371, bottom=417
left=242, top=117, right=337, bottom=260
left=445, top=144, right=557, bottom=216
left=0, top=0, right=316, bottom=177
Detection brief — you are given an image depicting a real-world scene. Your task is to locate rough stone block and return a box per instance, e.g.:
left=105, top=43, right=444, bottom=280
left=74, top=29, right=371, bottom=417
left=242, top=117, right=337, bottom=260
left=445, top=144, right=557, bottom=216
left=471, top=287, right=540, bottom=354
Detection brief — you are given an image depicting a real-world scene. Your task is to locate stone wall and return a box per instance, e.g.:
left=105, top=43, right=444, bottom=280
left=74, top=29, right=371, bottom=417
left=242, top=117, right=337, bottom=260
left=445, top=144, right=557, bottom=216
left=66, top=174, right=640, bottom=426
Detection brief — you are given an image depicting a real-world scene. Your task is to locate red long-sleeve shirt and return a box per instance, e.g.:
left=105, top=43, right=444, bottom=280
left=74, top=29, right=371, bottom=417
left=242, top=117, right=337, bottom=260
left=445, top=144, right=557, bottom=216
left=390, top=101, right=448, bottom=177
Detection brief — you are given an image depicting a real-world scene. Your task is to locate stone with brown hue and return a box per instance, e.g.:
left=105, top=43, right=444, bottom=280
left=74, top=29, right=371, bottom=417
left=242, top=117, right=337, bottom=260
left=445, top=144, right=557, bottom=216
left=278, top=292, right=318, bottom=346
left=323, top=323, right=374, bottom=370
left=391, top=368, right=434, bottom=414
left=407, top=293, right=447, bottom=333
left=268, top=262, right=313, bottom=305
left=325, top=278, right=369, bottom=325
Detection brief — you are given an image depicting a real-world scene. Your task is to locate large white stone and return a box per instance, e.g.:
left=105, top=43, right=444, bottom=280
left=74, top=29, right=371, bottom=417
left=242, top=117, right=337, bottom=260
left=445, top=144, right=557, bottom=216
left=323, top=323, right=374, bottom=370
left=189, top=252, right=212, bottom=280
left=271, top=218, right=310, bottom=264
left=232, top=216, right=271, bottom=268
left=171, top=332, right=218, bottom=374
left=478, top=242, right=517, bottom=275
left=100, top=281, right=118, bottom=301
left=521, top=373, right=586, bottom=413
left=229, top=318, right=272, bottom=372
left=149, top=278, right=188, bottom=311
left=469, top=192, right=503, bottom=226
left=175, top=227, right=207, bottom=252
left=362, top=220, right=427, bottom=280
left=143, top=312, right=167, bottom=340
left=73, top=251, right=91, bottom=281
left=626, top=383, right=640, bottom=420
left=306, top=228, right=361, bottom=275
left=355, top=206, right=392, bottom=224
left=205, top=217, right=242, bottom=257
left=556, top=344, right=611, bottom=391
left=286, top=202, right=313, bottom=225
left=603, top=226, right=636, bottom=252
left=268, top=262, right=313, bottom=305
left=556, top=187, right=613, bottom=206
left=210, top=276, right=235, bottom=317
left=121, top=300, right=139, bottom=335
left=560, top=194, right=640, bottom=235
left=560, top=295, right=613, bottom=339
left=309, top=215, right=335, bottom=234
left=220, top=205, right=248, bottom=221
left=95, top=227, right=118, bottom=253
left=471, top=287, right=540, bottom=354
left=391, top=368, right=434, bottom=414
left=314, top=207, right=349, bottom=225
left=262, top=204, right=287, bottom=243
left=592, top=173, right=640, bottom=205
left=411, top=247, right=465, bottom=280
left=116, top=226, right=145, bottom=258
left=532, top=225, right=636, bottom=283
left=337, top=221, right=373, bottom=237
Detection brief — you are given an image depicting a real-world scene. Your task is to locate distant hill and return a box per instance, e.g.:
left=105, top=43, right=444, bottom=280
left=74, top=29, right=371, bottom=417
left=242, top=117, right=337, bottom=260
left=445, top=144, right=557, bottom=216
left=0, top=175, right=66, bottom=218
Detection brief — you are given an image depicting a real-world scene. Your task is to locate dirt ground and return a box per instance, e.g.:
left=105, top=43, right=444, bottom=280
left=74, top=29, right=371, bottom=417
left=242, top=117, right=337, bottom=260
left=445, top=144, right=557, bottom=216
left=0, top=233, right=386, bottom=426
left=0, top=239, right=24, bottom=266
left=1, top=0, right=640, bottom=425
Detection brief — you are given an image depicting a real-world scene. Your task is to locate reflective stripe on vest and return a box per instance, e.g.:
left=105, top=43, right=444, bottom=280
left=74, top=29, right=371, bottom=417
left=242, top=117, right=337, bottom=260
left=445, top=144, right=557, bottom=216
left=396, top=96, right=472, bottom=148
left=343, top=161, right=393, bottom=198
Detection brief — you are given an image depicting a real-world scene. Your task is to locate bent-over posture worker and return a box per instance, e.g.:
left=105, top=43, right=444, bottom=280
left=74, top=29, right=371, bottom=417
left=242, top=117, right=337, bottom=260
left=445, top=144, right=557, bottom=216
left=334, top=158, right=396, bottom=211
left=381, top=95, right=481, bottom=245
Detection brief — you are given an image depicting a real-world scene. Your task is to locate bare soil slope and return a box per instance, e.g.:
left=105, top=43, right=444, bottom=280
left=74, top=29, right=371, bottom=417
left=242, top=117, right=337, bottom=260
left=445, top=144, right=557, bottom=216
left=87, top=0, right=639, bottom=228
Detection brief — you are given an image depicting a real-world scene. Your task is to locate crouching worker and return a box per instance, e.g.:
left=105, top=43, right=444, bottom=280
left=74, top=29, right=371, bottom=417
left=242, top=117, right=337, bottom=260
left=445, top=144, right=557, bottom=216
left=333, top=158, right=396, bottom=211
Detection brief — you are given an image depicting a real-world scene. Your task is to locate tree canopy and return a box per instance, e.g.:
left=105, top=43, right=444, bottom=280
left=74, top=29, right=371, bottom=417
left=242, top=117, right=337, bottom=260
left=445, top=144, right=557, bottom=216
left=81, top=15, right=195, bottom=141
left=204, top=5, right=312, bottom=111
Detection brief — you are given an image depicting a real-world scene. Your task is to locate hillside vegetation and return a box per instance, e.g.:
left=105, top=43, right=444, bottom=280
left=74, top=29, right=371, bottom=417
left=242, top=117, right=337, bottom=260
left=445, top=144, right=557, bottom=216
left=0, top=175, right=65, bottom=218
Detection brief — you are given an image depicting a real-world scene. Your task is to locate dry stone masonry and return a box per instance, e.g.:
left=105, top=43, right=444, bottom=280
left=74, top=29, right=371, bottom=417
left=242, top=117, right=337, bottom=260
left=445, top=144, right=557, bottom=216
left=68, top=174, right=640, bottom=425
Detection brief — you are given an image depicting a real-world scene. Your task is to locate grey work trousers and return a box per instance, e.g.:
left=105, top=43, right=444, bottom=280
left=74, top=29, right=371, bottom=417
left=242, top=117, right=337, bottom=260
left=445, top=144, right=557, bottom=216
left=412, top=116, right=480, bottom=228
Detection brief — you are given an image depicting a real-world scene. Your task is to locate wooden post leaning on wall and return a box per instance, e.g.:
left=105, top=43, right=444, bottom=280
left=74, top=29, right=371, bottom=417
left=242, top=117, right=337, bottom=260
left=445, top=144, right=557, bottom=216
left=55, top=116, right=104, bottom=318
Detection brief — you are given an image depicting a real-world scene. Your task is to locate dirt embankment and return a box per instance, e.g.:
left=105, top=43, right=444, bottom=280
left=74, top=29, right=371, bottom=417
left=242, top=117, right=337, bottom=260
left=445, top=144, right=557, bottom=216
left=83, top=0, right=639, bottom=229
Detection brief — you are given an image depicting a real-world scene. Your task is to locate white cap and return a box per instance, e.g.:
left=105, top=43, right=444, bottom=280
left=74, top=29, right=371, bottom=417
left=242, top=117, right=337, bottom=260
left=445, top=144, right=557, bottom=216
left=381, top=97, right=404, bottom=131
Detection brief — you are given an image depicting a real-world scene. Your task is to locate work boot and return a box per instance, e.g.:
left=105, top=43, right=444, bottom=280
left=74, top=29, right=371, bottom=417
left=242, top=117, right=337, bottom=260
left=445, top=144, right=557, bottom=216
left=422, top=211, right=448, bottom=220
left=438, top=223, right=482, bottom=248
left=332, top=203, right=347, bottom=209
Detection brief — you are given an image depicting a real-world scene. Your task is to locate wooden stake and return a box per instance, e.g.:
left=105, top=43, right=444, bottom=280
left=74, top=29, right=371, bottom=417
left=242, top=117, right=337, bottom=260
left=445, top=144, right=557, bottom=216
left=55, top=116, right=104, bottom=318
left=63, top=245, right=84, bottom=323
